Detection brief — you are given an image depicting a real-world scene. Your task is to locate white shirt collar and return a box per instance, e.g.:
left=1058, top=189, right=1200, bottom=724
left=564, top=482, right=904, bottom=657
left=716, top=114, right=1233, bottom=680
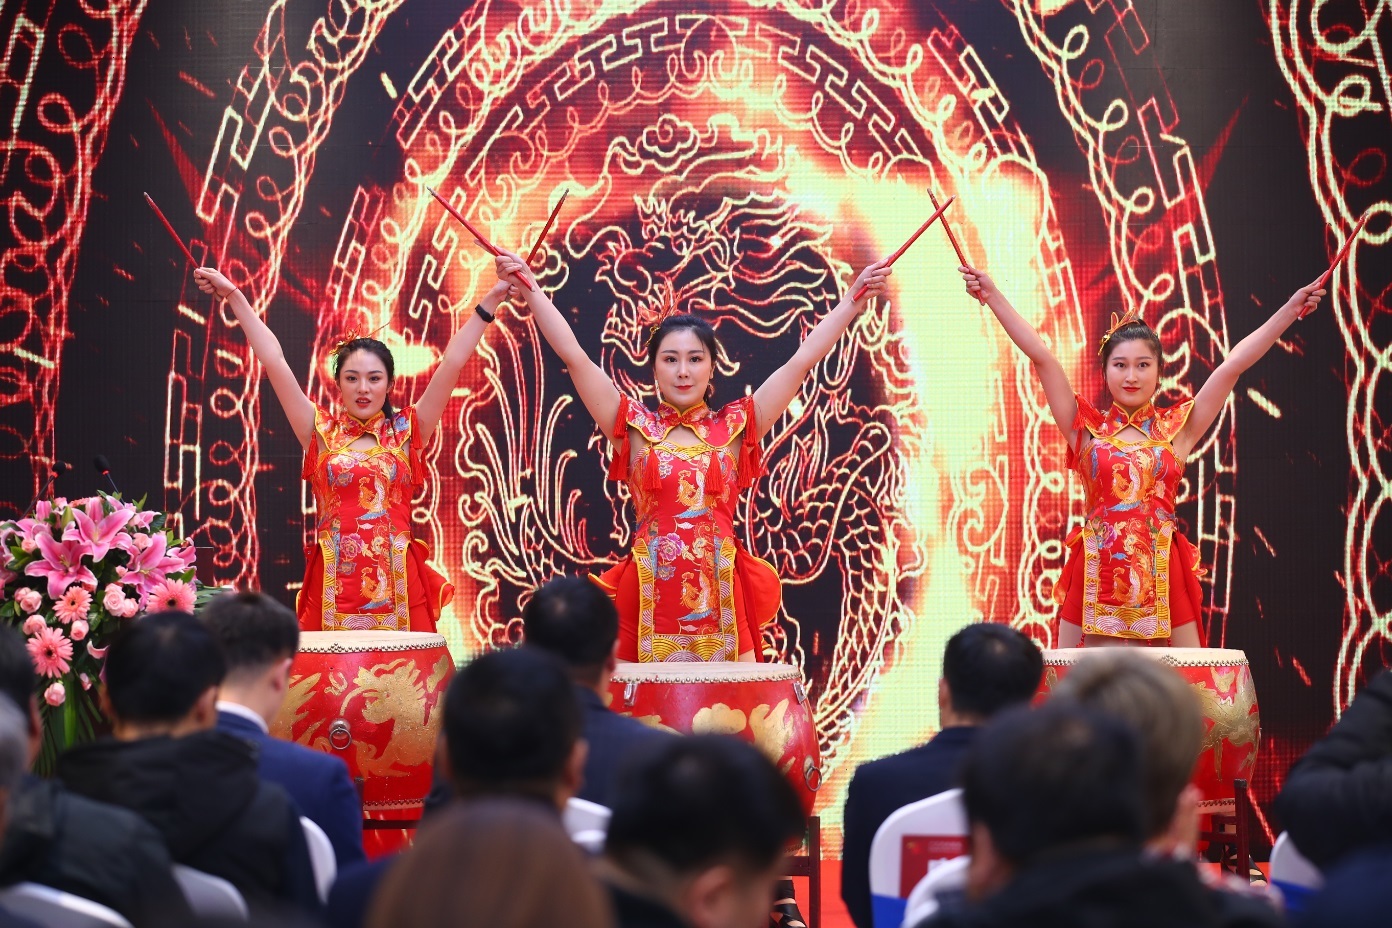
left=216, top=700, right=270, bottom=734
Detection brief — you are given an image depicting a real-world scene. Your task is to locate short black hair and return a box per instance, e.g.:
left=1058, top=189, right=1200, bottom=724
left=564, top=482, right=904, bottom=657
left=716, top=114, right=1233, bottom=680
left=606, top=735, right=804, bottom=874
left=105, top=612, right=227, bottom=724
left=0, top=625, right=35, bottom=710
left=443, top=647, right=580, bottom=798
left=960, top=702, right=1145, bottom=865
left=199, top=590, right=300, bottom=676
left=942, top=623, right=1043, bottom=719
left=522, top=577, right=618, bottom=673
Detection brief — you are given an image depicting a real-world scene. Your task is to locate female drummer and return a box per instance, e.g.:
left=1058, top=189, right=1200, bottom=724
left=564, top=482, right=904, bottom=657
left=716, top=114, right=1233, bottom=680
left=492, top=250, right=891, bottom=662
left=193, top=266, right=514, bottom=633
left=959, top=265, right=1324, bottom=648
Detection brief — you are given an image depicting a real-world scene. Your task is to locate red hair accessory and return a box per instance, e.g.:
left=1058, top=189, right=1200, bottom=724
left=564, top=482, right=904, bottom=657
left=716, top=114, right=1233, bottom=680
left=1097, top=307, right=1143, bottom=356
left=331, top=320, right=390, bottom=357
left=637, top=281, right=681, bottom=334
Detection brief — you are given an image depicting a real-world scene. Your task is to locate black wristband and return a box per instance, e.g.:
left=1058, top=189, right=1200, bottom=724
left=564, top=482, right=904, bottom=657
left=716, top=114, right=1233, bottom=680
left=474, top=303, right=495, bottom=324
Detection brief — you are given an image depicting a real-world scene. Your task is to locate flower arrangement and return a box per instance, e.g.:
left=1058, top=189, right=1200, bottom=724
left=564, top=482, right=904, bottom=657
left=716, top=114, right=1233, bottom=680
left=0, top=493, right=215, bottom=772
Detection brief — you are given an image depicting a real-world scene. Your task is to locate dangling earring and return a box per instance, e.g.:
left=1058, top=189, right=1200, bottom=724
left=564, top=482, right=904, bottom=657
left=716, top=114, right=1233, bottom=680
left=705, top=383, right=715, bottom=401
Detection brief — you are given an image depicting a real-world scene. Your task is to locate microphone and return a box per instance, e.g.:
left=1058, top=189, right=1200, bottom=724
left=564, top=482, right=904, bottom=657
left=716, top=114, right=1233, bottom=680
left=27, top=461, right=72, bottom=515
left=93, top=455, right=120, bottom=496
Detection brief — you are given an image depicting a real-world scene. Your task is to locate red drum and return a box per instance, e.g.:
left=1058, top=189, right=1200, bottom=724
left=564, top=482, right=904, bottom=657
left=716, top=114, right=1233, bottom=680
left=271, top=631, right=454, bottom=840
left=607, top=661, right=822, bottom=816
left=1038, top=648, right=1260, bottom=812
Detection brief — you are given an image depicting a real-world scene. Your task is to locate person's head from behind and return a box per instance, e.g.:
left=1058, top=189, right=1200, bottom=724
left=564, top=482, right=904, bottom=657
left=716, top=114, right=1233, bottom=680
left=646, top=313, right=723, bottom=410
left=102, top=611, right=226, bottom=740
left=438, top=647, right=583, bottom=809
left=199, top=590, right=300, bottom=723
left=0, top=695, right=28, bottom=835
left=940, top=623, right=1044, bottom=727
left=1099, top=319, right=1163, bottom=411
left=0, top=625, right=40, bottom=764
left=522, top=576, right=619, bottom=690
left=959, top=703, right=1145, bottom=900
left=604, top=735, right=805, bottom=928
left=366, top=797, right=613, bottom=928
left=1050, top=652, right=1204, bottom=852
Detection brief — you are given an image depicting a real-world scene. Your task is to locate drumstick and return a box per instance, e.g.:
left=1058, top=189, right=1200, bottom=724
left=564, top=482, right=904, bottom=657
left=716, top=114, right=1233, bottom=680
left=1302, top=210, right=1370, bottom=319
left=853, top=195, right=955, bottom=300
left=143, top=193, right=198, bottom=268
left=526, top=189, right=567, bottom=265
left=928, top=189, right=983, bottom=304
left=426, top=187, right=534, bottom=292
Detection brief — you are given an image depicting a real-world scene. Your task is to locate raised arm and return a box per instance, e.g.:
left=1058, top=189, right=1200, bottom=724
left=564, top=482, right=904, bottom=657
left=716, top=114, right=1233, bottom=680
left=961, top=265, right=1079, bottom=450
left=494, top=250, right=623, bottom=440
left=193, top=267, right=316, bottom=448
left=414, top=280, right=515, bottom=444
left=1174, top=276, right=1324, bottom=460
left=749, top=261, right=890, bottom=439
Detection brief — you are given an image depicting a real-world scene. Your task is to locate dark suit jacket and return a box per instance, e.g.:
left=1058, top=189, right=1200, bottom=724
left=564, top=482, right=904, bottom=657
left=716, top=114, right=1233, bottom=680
left=217, top=708, right=366, bottom=869
left=841, top=727, right=977, bottom=928
left=574, top=686, right=674, bottom=807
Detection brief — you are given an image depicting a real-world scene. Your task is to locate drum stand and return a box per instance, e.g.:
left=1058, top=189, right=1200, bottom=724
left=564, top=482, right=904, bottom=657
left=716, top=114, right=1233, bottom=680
left=1199, top=778, right=1258, bottom=882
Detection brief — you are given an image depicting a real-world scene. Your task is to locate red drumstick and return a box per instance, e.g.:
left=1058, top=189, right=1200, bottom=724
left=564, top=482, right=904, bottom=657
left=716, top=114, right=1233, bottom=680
left=853, top=195, right=956, bottom=300
left=426, top=187, right=533, bottom=291
left=928, top=189, right=983, bottom=304
left=143, top=192, right=198, bottom=268
left=1302, top=210, right=1370, bottom=319
left=526, top=189, right=567, bottom=265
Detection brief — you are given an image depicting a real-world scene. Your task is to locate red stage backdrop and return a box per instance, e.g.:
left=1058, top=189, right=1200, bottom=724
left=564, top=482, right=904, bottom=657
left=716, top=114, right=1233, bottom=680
left=2, top=0, right=1387, bottom=850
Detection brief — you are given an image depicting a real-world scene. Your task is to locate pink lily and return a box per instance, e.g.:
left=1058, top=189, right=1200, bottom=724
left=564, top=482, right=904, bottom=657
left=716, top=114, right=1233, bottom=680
left=64, top=502, right=133, bottom=562
left=12, top=518, right=52, bottom=554
left=129, top=509, right=158, bottom=529
left=24, top=534, right=97, bottom=600
left=122, top=532, right=170, bottom=597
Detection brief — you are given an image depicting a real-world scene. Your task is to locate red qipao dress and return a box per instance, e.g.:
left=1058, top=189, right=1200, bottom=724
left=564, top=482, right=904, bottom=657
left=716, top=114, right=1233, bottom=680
left=296, top=406, right=454, bottom=632
left=1052, top=395, right=1206, bottom=643
left=594, top=396, right=782, bottom=662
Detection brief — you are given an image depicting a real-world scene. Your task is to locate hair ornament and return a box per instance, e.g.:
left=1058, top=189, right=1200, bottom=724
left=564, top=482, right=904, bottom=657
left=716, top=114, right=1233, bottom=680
left=637, top=281, right=681, bottom=335
left=1097, top=307, right=1144, bottom=356
left=332, top=320, right=391, bottom=357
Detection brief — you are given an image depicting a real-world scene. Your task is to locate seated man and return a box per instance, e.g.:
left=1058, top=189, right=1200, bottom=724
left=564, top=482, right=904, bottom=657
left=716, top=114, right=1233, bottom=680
left=921, top=703, right=1255, bottom=928
left=1276, top=668, right=1392, bottom=869
left=522, top=576, right=672, bottom=806
left=56, top=612, right=318, bottom=915
left=0, top=626, right=191, bottom=926
left=327, top=647, right=584, bottom=928
left=597, top=735, right=805, bottom=928
left=0, top=695, right=49, bottom=928
left=841, top=623, right=1042, bottom=928
left=200, top=590, right=365, bottom=868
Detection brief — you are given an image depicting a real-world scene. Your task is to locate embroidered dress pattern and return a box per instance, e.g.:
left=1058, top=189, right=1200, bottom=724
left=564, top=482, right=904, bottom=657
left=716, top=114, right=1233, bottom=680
left=1054, top=394, right=1206, bottom=641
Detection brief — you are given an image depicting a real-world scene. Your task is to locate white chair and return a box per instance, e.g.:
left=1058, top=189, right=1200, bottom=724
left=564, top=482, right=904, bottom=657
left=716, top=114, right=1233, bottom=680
left=301, top=816, right=337, bottom=902
left=563, top=797, right=612, bottom=851
left=901, top=855, right=970, bottom=927
left=1269, top=831, right=1324, bottom=915
left=868, top=788, right=969, bottom=928
left=0, top=882, right=132, bottom=928
left=172, top=865, right=249, bottom=920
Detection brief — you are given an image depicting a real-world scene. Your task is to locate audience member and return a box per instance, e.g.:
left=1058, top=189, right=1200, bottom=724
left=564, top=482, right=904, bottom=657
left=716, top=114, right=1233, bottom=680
left=200, top=590, right=366, bottom=868
left=328, top=647, right=583, bottom=928
left=56, top=611, right=318, bottom=915
left=597, top=735, right=804, bottom=928
left=523, top=576, right=672, bottom=806
left=1275, top=668, right=1392, bottom=869
left=841, top=623, right=1042, bottom=928
left=1050, top=652, right=1281, bottom=925
left=919, top=703, right=1271, bottom=928
left=0, top=695, right=45, bottom=928
left=0, top=625, right=191, bottom=926
left=366, top=797, right=614, bottom=928
left=1295, top=842, right=1392, bottom=927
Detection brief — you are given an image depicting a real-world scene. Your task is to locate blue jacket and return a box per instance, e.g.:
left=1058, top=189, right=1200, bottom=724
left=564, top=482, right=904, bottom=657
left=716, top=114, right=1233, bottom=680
left=217, top=708, right=366, bottom=869
left=574, top=686, right=674, bottom=807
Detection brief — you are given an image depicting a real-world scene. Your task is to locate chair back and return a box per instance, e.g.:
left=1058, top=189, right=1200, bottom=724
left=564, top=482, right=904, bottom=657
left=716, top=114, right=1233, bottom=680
left=1269, top=831, right=1324, bottom=915
left=301, top=816, right=338, bottom=902
left=563, top=797, right=612, bottom=847
left=0, top=882, right=132, bottom=928
left=867, top=788, right=968, bottom=928
left=172, top=865, right=249, bottom=920
left=901, top=855, right=970, bottom=927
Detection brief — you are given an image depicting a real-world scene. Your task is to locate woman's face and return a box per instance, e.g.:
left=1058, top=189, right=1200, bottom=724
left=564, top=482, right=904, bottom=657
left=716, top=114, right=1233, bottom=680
left=1104, top=338, right=1160, bottom=410
left=337, top=349, right=392, bottom=420
left=652, top=327, right=714, bottom=410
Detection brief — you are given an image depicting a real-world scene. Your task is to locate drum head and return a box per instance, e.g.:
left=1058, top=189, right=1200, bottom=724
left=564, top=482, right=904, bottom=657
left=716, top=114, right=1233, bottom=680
left=297, top=630, right=449, bottom=653
left=1042, top=647, right=1248, bottom=667
left=610, top=661, right=800, bottom=684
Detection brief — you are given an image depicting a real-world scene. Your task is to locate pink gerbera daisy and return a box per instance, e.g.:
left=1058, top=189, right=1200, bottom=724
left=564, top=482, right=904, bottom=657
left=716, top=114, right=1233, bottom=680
left=145, top=578, right=196, bottom=614
left=27, top=626, right=73, bottom=678
left=53, top=586, right=92, bottom=624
